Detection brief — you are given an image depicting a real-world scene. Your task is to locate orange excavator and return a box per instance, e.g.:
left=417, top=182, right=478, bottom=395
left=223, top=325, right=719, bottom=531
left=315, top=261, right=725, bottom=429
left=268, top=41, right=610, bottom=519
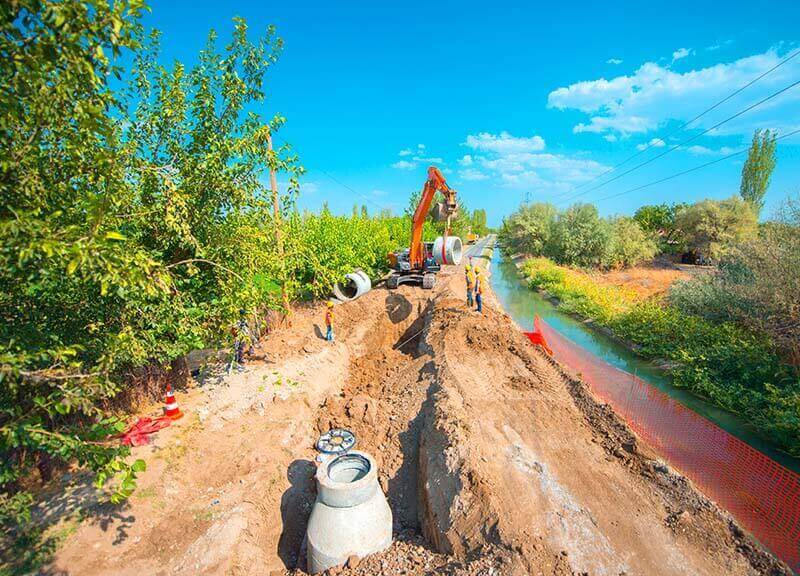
left=387, top=166, right=460, bottom=289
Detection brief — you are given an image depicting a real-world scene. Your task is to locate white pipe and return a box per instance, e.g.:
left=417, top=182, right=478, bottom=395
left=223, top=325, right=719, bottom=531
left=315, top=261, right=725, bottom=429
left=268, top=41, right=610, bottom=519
left=432, top=236, right=463, bottom=266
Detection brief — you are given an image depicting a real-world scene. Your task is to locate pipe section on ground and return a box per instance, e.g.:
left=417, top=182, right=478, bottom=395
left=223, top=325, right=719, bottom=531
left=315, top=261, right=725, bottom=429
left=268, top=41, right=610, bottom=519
left=432, top=236, right=463, bottom=266
left=332, top=269, right=372, bottom=302
left=306, top=451, right=393, bottom=573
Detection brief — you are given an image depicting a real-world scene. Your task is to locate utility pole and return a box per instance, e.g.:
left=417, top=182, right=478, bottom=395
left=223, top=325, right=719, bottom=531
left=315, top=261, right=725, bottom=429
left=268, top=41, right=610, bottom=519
left=266, top=129, right=291, bottom=324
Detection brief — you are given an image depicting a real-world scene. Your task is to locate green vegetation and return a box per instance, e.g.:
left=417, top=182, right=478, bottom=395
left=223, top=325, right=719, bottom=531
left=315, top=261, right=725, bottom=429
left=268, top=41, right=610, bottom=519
left=739, top=128, right=777, bottom=215
left=0, top=2, right=425, bottom=569
left=500, top=202, right=656, bottom=268
left=674, top=197, right=758, bottom=261
left=521, top=258, right=800, bottom=457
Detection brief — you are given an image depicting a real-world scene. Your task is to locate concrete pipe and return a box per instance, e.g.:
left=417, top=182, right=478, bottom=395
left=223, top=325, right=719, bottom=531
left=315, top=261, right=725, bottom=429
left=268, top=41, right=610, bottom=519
left=432, top=235, right=463, bottom=266
left=332, top=269, right=372, bottom=302
left=306, top=451, right=392, bottom=573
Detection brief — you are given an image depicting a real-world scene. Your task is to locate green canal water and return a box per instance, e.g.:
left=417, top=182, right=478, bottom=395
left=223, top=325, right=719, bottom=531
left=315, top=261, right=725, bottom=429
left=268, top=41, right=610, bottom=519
left=488, top=247, right=800, bottom=475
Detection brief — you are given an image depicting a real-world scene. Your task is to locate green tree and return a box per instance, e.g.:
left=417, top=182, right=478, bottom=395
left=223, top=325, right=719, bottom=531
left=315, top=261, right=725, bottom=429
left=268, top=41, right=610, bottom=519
left=633, top=202, right=687, bottom=253
left=499, top=203, right=556, bottom=256
left=603, top=217, right=657, bottom=268
left=739, top=129, right=777, bottom=214
left=675, top=197, right=758, bottom=261
left=548, top=203, right=610, bottom=267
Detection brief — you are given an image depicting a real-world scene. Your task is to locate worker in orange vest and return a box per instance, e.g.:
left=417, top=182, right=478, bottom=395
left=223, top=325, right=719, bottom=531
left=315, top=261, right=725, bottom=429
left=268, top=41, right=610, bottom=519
left=465, top=264, right=475, bottom=307
left=325, top=301, right=334, bottom=342
left=474, top=268, right=483, bottom=313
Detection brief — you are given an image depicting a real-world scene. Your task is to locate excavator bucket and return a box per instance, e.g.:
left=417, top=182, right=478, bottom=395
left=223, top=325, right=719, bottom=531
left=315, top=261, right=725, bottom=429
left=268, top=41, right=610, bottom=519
left=432, top=201, right=459, bottom=222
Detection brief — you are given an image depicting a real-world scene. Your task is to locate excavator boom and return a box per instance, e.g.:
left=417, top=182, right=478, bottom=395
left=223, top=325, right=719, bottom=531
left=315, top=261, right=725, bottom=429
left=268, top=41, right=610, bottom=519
left=409, top=166, right=458, bottom=269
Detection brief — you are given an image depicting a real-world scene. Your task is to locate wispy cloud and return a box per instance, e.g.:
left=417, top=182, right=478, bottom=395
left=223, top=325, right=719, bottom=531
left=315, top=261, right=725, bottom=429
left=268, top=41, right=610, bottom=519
left=459, top=168, right=489, bottom=181
left=398, top=148, right=413, bottom=156
left=464, top=131, right=545, bottom=154
left=685, top=144, right=738, bottom=156
left=636, top=137, right=665, bottom=151
left=391, top=160, right=416, bottom=170
left=606, top=58, right=623, bottom=65
left=460, top=130, right=608, bottom=192
left=412, top=155, right=443, bottom=164
left=671, top=47, right=693, bottom=63
left=548, top=47, right=800, bottom=137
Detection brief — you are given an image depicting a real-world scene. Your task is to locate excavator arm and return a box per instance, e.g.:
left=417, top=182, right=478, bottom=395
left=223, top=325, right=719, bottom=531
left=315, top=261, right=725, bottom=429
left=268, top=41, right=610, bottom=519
left=409, top=166, right=458, bottom=269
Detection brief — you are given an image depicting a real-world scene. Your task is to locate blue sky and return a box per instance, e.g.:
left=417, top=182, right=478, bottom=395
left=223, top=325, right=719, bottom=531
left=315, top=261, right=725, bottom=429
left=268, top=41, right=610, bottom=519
left=143, top=0, right=800, bottom=226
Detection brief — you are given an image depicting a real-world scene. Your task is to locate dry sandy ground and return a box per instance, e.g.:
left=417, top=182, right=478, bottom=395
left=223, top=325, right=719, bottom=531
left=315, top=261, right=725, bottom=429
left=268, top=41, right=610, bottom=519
left=44, top=255, right=790, bottom=576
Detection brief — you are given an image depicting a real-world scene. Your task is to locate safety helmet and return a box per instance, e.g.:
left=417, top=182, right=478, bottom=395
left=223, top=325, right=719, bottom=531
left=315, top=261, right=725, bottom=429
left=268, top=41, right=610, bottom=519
left=327, top=301, right=334, bottom=308
left=465, top=264, right=471, bottom=271
left=475, top=267, right=481, bottom=274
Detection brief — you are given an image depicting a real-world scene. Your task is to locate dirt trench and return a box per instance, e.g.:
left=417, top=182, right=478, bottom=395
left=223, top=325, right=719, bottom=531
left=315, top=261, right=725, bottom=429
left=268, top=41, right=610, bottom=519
left=47, top=262, right=792, bottom=576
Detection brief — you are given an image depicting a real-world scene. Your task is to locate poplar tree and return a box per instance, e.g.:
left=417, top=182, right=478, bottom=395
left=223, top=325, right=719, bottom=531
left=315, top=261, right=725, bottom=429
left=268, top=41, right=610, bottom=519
left=739, top=129, right=777, bottom=214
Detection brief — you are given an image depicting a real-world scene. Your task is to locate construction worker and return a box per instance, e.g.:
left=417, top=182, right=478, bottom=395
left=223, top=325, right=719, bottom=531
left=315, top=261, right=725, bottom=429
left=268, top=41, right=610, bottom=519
left=233, top=309, right=253, bottom=370
left=474, top=268, right=484, bottom=313
left=465, top=264, right=475, bottom=307
left=325, top=301, right=334, bottom=342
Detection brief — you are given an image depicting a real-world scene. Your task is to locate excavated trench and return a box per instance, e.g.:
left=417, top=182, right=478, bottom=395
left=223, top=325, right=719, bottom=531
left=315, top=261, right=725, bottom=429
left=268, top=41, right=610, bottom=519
left=278, top=278, right=792, bottom=575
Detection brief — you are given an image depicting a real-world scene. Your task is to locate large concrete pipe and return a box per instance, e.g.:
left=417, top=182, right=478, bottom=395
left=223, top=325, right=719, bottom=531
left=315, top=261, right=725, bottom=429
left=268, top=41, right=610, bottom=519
left=332, top=269, right=372, bottom=302
left=432, top=235, right=463, bottom=266
left=306, top=451, right=392, bottom=573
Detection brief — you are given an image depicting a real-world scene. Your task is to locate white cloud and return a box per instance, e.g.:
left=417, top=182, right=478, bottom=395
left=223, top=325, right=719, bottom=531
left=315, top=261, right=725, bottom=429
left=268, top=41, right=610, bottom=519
left=370, top=189, right=388, bottom=196
left=606, top=58, right=623, bottom=65
left=548, top=47, right=800, bottom=137
left=686, top=144, right=737, bottom=156
left=707, top=44, right=721, bottom=52
left=636, top=137, right=666, bottom=151
left=603, top=134, right=618, bottom=142
left=417, top=143, right=426, bottom=150
left=391, top=160, right=416, bottom=170
left=464, top=131, right=546, bottom=153
left=459, top=168, right=489, bottom=181
left=412, top=155, right=443, bottom=164
left=458, top=131, right=608, bottom=192
left=671, top=47, right=692, bottom=63
left=398, top=148, right=413, bottom=156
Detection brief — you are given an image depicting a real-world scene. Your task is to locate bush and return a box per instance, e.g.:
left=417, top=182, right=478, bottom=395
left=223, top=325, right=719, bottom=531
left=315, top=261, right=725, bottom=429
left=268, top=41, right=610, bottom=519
left=547, top=203, right=611, bottom=268
left=670, top=195, right=800, bottom=366
left=674, top=197, right=758, bottom=261
left=499, top=203, right=557, bottom=256
left=603, top=217, right=657, bottom=269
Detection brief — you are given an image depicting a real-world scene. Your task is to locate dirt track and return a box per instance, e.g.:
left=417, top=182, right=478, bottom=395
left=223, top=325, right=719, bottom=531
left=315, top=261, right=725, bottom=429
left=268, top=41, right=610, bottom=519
left=47, top=249, right=790, bottom=575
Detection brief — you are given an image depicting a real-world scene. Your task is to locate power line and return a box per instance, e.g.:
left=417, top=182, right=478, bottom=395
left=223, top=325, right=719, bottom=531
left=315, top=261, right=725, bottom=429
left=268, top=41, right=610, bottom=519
left=272, top=135, right=391, bottom=212
left=549, top=47, right=800, bottom=202
left=556, top=77, right=800, bottom=206
left=592, top=127, right=800, bottom=204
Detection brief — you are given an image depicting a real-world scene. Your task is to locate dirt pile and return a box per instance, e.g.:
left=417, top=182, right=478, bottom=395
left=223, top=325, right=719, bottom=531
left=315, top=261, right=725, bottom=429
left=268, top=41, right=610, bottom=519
left=47, top=252, right=791, bottom=576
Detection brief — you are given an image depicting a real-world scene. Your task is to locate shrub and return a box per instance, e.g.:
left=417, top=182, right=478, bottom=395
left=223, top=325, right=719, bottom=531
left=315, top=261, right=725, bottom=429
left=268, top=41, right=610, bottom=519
left=499, top=203, right=557, bottom=256
left=603, top=217, right=658, bottom=269
left=547, top=203, right=611, bottom=268
left=674, top=197, right=758, bottom=261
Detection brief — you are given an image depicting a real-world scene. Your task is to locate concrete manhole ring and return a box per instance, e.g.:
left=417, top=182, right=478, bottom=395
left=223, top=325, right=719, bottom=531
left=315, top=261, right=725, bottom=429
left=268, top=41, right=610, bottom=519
left=316, top=428, right=356, bottom=454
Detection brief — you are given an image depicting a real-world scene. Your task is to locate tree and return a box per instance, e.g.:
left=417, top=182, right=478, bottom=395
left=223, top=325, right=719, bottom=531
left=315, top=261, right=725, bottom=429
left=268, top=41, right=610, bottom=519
left=675, top=197, right=758, bottom=261
left=548, top=203, right=610, bottom=267
left=603, top=217, right=657, bottom=268
left=739, top=129, right=777, bottom=214
left=500, top=203, right=556, bottom=256
left=633, top=202, right=687, bottom=252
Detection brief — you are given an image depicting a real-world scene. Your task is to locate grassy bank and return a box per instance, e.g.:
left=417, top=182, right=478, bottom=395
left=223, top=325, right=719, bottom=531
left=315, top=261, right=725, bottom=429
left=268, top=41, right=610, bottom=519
left=520, top=257, right=800, bottom=457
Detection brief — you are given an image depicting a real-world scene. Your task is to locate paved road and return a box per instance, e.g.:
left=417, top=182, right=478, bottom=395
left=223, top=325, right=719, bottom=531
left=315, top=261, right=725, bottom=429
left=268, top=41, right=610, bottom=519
left=464, top=234, right=495, bottom=259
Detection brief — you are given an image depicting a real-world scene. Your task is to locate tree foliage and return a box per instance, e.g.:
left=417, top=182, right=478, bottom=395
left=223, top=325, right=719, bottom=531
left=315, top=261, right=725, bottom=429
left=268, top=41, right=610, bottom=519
left=500, top=203, right=654, bottom=269
left=674, top=197, right=758, bottom=261
left=739, top=128, right=777, bottom=214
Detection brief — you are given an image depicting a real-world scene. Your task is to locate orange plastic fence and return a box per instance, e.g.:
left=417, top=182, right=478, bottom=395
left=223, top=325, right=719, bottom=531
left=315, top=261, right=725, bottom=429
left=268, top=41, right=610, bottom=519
left=536, top=318, right=800, bottom=572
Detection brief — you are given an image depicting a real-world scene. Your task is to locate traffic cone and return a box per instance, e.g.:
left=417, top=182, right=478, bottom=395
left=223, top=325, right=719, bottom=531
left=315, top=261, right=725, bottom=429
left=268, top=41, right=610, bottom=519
left=164, top=383, right=183, bottom=420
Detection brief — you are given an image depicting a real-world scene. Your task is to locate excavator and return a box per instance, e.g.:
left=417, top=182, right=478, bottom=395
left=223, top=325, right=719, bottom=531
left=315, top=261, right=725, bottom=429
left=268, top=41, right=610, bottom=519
left=387, top=166, right=461, bottom=289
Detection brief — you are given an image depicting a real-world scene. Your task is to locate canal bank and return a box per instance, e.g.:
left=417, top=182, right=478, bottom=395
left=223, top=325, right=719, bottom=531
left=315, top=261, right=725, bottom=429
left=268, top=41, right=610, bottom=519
left=488, top=246, right=800, bottom=475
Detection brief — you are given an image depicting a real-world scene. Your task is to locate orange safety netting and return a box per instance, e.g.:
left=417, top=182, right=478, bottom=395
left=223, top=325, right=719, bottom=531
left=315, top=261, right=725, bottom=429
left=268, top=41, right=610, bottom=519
left=534, top=317, right=800, bottom=572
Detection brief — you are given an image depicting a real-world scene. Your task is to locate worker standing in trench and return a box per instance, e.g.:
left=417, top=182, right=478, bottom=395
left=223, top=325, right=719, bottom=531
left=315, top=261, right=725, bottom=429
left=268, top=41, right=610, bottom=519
left=474, top=268, right=483, bottom=313
left=465, top=264, right=475, bottom=308
left=325, top=301, right=335, bottom=342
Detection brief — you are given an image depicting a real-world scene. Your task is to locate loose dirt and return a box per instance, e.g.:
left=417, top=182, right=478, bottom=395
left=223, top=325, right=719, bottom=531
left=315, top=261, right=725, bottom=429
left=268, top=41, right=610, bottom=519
left=45, top=250, right=790, bottom=575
